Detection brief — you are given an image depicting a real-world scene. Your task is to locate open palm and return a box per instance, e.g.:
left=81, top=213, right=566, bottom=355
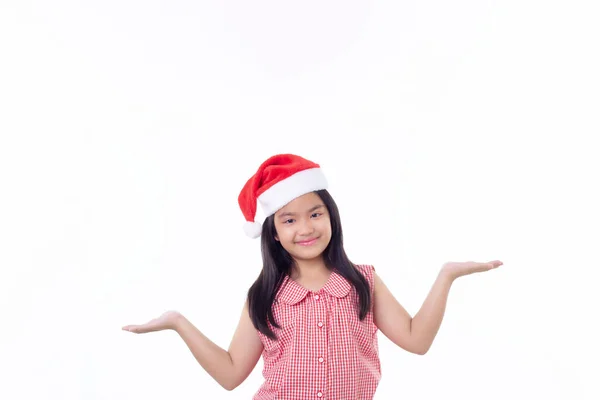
left=442, top=260, right=503, bottom=280
left=122, top=310, right=181, bottom=334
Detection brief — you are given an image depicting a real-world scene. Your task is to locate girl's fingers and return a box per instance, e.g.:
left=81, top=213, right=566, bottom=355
left=122, top=324, right=150, bottom=333
left=122, top=325, right=139, bottom=332
left=122, top=318, right=163, bottom=333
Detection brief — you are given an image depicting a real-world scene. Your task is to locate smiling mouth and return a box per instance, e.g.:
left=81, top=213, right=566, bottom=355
left=296, top=238, right=318, bottom=246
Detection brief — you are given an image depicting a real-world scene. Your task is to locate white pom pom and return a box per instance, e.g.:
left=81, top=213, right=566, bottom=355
left=243, top=221, right=262, bottom=238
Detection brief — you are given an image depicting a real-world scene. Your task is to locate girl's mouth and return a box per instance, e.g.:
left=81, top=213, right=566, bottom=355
left=297, top=238, right=318, bottom=246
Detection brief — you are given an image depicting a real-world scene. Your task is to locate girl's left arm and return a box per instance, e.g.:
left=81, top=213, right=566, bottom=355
left=373, top=269, right=453, bottom=355
left=373, top=260, right=502, bottom=355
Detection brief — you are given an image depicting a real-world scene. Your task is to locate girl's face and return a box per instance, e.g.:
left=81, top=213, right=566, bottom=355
left=273, top=192, right=332, bottom=265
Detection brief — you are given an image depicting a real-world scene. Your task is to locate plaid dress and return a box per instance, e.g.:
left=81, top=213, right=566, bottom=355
left=253, top=264, right=381, bottom=399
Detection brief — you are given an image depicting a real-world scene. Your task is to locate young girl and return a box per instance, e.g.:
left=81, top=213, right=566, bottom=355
left=122, top=153, right=502, bottom=399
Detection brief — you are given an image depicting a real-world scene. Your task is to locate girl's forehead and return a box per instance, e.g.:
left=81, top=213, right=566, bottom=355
left=276, top=192, right=322, bottom=214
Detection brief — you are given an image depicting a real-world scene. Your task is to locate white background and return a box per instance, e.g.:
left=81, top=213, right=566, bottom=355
left=1, top=1, right=599, bottom=399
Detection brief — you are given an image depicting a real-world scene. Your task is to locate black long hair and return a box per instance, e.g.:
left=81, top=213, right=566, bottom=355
left=246, top=189, right=371, bottom=340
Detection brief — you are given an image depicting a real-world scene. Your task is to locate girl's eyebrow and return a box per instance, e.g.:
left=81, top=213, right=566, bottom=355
left=278, top=204, right=325, bottom=218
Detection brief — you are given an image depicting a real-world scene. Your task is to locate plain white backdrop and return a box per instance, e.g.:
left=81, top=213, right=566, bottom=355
left=1, top=1, right=599, bottom=399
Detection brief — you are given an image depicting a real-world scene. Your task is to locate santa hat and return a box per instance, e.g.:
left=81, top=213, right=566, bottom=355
left=238, top=154, right=328, bottom=238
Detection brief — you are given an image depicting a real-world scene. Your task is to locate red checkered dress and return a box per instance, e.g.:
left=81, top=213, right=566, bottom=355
left=253, top=264, right=381, bottom=399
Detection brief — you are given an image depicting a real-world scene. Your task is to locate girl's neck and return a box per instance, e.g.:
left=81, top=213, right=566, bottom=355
left=290, top=258, right=329, bottom=280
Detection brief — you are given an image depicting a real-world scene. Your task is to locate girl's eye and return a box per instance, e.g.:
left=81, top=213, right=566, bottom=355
left=284, top=219, right=295, bottom=224
left=311, top=213, right=322, bottom=218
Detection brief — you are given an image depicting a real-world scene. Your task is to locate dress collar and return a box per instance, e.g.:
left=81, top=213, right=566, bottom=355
left=276, top=269, right=352, bottom=305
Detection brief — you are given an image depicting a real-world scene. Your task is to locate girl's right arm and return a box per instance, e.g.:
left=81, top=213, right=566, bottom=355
left=123, top=300, right=264, bottom=391
left=173, top=300, right=263, bottom=390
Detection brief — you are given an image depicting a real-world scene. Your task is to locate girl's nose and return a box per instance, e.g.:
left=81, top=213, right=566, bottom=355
left=298, top=218, right=315, bottom=234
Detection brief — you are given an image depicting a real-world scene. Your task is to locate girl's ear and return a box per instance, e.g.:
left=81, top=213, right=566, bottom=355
left=274, top=235, right=279, bottom=241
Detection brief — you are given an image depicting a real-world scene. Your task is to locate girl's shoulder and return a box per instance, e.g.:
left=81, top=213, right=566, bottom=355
left=353, top=263, right=375, bottom=275
left=353, top=264, right=376, bottom=285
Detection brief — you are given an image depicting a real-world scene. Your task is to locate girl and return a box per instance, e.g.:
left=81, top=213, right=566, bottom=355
left=122, top=153, right=502, bottom=399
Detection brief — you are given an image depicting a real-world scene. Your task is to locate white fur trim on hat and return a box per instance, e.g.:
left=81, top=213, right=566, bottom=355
left=257, top=167, right=328, bottom=218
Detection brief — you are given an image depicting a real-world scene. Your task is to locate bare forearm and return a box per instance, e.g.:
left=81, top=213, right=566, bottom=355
left=174, top=315, right=235, bottom=390
left=410, top=269, right=455, bottom=354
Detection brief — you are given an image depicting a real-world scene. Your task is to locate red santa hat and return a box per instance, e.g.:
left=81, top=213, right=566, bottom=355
left=238, top=154, right=328, bottom=238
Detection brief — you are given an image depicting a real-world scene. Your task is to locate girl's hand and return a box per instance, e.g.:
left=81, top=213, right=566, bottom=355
left=122, top=310, right=183, bottom=334
left=441, top=260, right=503, bottom=281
